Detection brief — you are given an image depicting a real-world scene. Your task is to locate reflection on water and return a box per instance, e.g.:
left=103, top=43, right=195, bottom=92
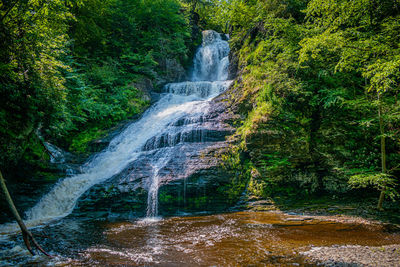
left=1, top=211, right=400, bottom=266
left=22, top=211, right=395, bottom=266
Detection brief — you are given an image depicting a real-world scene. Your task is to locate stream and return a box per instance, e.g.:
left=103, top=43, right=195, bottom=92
left=1, top=30, right=400, bottom=266
left=1, top=211, right=400, bottom=266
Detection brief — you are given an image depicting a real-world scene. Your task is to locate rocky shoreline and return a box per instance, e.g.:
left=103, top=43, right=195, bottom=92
left=243, top=198, right=400, bottom=266
left=282, top=211, right=400, bottom=266
left=302, top=244, right=400, bottom=267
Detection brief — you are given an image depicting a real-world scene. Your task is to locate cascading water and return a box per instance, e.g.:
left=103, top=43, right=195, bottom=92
left=146, top=150, right=172, bottom=217
left=192, top=31, right=230, bottom=81
left=1, top=30, right=399, bottom=267
left=0, top=30, right=231, bottom=233
left=144, top=31, right=231, bottom=217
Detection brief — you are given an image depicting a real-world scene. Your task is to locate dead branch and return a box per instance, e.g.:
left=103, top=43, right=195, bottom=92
left=0, top=170, right=51, bottom=257
left=35, top=133, right=56, bottom=159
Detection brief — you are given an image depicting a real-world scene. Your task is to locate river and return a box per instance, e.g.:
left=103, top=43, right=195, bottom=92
left=1, top=30, right=400, bottom=266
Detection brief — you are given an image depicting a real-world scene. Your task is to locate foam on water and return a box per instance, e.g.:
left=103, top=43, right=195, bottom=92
left=0, top=30, right=231, bottom=234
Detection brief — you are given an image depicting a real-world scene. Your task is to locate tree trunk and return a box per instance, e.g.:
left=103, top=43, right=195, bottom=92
left=309, top=99, right=323, bottom=191
left=0, top=170, right=51, bottom=256
left=377, top=94, right=387, bottom=210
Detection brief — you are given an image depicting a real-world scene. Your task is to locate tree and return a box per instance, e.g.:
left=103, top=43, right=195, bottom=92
left=0, top=171, right=50, bottom=256
left=0, top=0, right=72, bottom=168
left=299, top=0, right=400, bottom=208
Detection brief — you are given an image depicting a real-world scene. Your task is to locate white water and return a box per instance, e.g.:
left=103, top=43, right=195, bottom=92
left=44, top=142, right=66, bottom=164
left=146, top=151, right=171, bottom=218
left=0, top=30, right=231, bottom=233
left=192, top=30, right=230, bottom=82
left=145, top=30, right=231, bottom=217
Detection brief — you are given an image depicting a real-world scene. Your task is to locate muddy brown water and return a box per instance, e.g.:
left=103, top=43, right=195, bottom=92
left=45, top=211, right=399, bottom=266
left=1, top=211, right=400, bottom=266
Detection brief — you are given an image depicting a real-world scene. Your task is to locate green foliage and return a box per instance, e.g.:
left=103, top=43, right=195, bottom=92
left=0, top=0, right=73, bottom=168
left=0, top=0, right=192, bottom=172
left=214, top=0, right=400, bottom=202
left=1, top=0, right=399, bottom=209
left=69, top=127, right=106, bottom=153
left=349, top=172, right=399, bottom=201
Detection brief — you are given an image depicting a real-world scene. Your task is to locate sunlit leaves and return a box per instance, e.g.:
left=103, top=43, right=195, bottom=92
left=208, top=0, right=400, bottom=199
left=0, top=0, right=192, bottom=164
left=364, top=56, right=400, bottom=93
left=349, top=172, right=399, bottom=200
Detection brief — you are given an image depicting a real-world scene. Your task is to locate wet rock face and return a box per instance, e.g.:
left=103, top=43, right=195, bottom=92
left=77, top=40, right=237, bottom=216
left=228, top=51, right=239, bottom=80
left=74, top=96, right=236, bottom=217
left=2, top=30, right=239, bottom=228
left=155, top=58, right=188, bottom=88
left=130, top=77, right=154, bottom=101
left=158, top=166, right=233, bottom=215
left=75, top=146, right=233, bottom=217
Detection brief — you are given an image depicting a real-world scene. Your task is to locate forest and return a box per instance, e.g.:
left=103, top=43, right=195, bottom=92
left=0, top=0, right=400, bottom=266
left=216, top=0, right=400, bottom=210
left=0, top=0, right=194, bottom=166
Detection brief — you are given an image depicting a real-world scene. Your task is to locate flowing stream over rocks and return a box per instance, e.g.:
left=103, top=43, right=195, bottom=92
left=1, top=31, right=400, bottom=267
left=0, top=30, right=233, bottom=232
left=1, top=211, right=400, bottom=266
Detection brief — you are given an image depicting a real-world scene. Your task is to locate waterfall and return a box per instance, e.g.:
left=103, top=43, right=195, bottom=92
left=0, top=30, right=231, bottom=232
left=145, top=30, right=231, bottom=217
left=146, top=153, right=171, bottom=218
left=192, top=30, right=230, bottom=81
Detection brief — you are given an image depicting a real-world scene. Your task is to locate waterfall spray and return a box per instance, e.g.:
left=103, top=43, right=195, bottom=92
left=0, top=30, right=231, bottom=231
